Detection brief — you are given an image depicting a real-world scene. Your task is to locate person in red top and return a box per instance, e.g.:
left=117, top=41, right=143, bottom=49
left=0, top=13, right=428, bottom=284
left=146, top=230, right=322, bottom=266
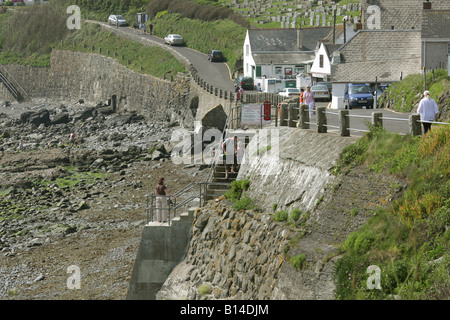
left=299, top=88, right=305, bottom=104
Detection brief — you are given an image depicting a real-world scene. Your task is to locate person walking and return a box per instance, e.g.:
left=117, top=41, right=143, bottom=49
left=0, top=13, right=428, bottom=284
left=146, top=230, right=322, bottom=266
left=149, top=22, right=153, bottom=35
left=417, top=90, right=439, bottom=134
left=155, top=178, right=173, bottom=223
left=299, top=88, right=305, bottom=104
left=303, top=85, right=315, bottom=118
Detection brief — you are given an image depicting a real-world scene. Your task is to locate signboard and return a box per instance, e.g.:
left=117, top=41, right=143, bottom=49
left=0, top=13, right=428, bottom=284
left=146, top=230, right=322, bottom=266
left=241, top=104, right=271, bottom=125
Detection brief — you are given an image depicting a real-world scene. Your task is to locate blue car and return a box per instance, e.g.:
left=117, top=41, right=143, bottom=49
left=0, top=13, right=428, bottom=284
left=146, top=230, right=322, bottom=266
left=344, top=83, right=374, bottom=109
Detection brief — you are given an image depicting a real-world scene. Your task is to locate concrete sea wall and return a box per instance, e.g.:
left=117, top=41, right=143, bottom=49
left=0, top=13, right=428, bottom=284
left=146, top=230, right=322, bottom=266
left=155, top=128, right=358, bottom=300
left=0, top=50, right=234, bottom=128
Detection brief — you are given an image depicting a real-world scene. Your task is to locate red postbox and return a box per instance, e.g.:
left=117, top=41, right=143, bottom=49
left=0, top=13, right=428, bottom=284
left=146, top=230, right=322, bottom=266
left=263, top=101, right=271, bottom=121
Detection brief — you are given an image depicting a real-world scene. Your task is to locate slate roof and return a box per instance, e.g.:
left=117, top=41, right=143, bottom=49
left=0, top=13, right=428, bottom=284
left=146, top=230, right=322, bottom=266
left=331, top=30, right=422, bottom=83
left=421, top=10, right=450, bottom=38
left=362, top=0, right=450, bottom=30
left=252, top=52, right=315, bottom=65
left=248, top=27, right=331, bottom=53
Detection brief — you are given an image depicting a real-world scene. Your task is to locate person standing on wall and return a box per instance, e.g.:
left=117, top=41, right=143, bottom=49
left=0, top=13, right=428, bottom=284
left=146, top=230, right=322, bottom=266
left=222, top=136, right=238, bottom=180
left=155, top=178, right=173, bottom=223
left=417, top=90, right=439, bottom=134
left=303, top=85, right=315, bottom=118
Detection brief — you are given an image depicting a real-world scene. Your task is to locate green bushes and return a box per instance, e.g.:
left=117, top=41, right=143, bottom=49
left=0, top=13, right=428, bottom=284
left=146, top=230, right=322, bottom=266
left=147, top=12, right=246, bottom=72
left=379, top=69, right=449, bottom=121
left=334, top=125, right=450, bottom=299
left=57, top=22, right=187, bottom=78
left=224, top=179, right=255, bottom=211
left=290, top=254, right=306, bottom=271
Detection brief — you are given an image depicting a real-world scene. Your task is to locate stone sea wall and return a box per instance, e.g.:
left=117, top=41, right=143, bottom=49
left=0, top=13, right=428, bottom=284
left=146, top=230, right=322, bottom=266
left=0, top=50, right=202, bottom=127
left=156, top=199, right=289, bottom=300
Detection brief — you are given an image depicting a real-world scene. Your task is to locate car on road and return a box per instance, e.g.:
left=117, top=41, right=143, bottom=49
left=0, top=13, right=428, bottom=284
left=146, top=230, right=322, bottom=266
left=108, top=15, right=127, bottom=26
left=234, top=76, right=254, bottom=90
left=345, top=83, right=374, bottom=109
left=208, top=50, right=224, bottom=62
left=317, top=81, right=332, bottom=93
left=279, top=88, right=301, bottom=98
left=311, top=85, right=331, bottom=101
left=164, top=34, right=184, bottom=46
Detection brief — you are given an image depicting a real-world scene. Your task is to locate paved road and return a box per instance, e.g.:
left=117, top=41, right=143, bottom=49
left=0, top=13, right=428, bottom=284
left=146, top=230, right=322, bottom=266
left=98, top=23, right=236, bottom=92
left=311, top=102, right=413, bottom=137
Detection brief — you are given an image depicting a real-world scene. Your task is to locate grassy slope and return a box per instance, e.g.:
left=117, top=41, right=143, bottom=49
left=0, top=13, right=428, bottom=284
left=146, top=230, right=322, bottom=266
left=333, top=125, right=450, bottom=300
left=56, top=22, right=187, bottom=78
left=379, top=69, right=450, bottom=122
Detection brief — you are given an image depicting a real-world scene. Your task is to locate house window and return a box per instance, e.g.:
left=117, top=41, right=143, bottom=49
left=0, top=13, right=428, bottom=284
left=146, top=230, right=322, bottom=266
left=448, top=43, right=450, bottom=54
left=246, top=44, right=250, bottom=56
left=295, top=65, right=304, bottom=74
left=275, top=66, right=282, bottom=75
left=256, top=66, right=262, bottom=77
left=285, top=68, right=292, bottom=75
left=319, top=54, right=324, bottom=68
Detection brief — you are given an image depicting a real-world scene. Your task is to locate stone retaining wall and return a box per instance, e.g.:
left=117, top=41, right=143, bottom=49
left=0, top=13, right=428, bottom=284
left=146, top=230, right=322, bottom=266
left=156, top=198, right=289, bottom=300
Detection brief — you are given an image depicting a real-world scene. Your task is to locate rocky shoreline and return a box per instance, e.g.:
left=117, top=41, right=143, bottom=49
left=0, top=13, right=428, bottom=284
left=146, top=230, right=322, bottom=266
left=0, top=99, right=208, bottom=299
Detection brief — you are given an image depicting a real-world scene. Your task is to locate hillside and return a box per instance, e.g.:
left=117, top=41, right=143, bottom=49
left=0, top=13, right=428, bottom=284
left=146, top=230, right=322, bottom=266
left=379, top=69, right=450, bottom=122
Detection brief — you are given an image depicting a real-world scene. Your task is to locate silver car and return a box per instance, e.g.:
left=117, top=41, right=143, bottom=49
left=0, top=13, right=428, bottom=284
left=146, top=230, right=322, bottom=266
left=108, top=15, right=127, bottom=26
left=164, top=34, right=184, bottom=46
left=311, top=85, right=331, bottom=101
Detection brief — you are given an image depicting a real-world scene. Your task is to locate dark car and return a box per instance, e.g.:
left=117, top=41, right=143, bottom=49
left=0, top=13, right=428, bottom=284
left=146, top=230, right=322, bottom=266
left=344, top=83, right=374, bottom=109
left=208, top=50, right=224, bottom=62
left=234, top=76, right=254, bottom=90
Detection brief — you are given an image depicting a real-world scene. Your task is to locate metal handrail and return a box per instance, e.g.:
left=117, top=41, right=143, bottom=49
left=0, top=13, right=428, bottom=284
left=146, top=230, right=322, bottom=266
left=0, top=63, right=30, bottom=100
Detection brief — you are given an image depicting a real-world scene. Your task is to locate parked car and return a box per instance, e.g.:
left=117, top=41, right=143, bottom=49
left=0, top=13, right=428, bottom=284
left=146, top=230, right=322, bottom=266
left=108, top=15, right=127, bottom=26
left=208, top=50, right=224, bottom=62
left=345, top=83, right=374, bottom=109
left=279, top=88, right=301, bottom=98
left=164, top=34, right=184, bottom=46
left=317, top=81, right=332, bottom=93
left=234, top=76, right=254, bottom=90
left=311, top=85, right=331, bottom=101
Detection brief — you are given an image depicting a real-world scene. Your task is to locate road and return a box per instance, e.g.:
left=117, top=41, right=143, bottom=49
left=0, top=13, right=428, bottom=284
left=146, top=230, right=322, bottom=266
left=311, top=102, right=413, bottom=137
left=101, top=23, right=236, bottom=92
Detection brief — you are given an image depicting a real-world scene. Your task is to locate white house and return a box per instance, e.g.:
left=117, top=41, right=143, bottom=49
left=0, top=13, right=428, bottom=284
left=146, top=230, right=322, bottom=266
left=242, top=27, right=331, bottom=93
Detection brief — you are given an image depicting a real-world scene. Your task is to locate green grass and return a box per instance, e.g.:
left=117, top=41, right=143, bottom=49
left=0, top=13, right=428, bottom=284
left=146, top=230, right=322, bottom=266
left=333, top=125, right=450, bottom=300
left=148, top=12, right=246, bottom=72
left=56, top=22, right=187, bottom=78
left=379, top=69, right=450, bottom=121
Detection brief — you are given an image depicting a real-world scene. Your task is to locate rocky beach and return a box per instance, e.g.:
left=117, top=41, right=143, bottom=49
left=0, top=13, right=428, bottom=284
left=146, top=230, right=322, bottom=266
left=0, top=98, right=208, bottom=299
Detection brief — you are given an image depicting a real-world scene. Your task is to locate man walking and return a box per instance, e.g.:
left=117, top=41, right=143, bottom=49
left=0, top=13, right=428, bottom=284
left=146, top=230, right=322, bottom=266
left=417, top=90, right=439, bottom=134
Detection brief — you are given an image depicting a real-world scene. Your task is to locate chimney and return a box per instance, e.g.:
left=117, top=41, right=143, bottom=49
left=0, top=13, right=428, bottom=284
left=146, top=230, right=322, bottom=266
left=297, top=28, right=303, bottom=50
left=355, top=18, right=362, bottom=31
left=423, top=1, right=432, bottom=10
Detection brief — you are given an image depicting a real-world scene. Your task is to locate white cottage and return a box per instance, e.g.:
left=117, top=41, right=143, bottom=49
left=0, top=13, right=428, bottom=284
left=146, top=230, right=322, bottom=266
left=242, top=27, right=331, bottom=93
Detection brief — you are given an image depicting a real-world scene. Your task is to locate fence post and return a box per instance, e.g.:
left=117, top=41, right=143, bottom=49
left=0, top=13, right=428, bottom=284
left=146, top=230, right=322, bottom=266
left=287, top=101, right=298, bottom=127
left=339, top=109, right=350, bottom=136
left=409, top=114, right=422, bottom=136
left=317, top=106, right=327, bottom=133
left=280, top=102, right=288, bottom=126
left=372, top=112, right=383, bottom=129
left=299, top=104, right=310, bottom=129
